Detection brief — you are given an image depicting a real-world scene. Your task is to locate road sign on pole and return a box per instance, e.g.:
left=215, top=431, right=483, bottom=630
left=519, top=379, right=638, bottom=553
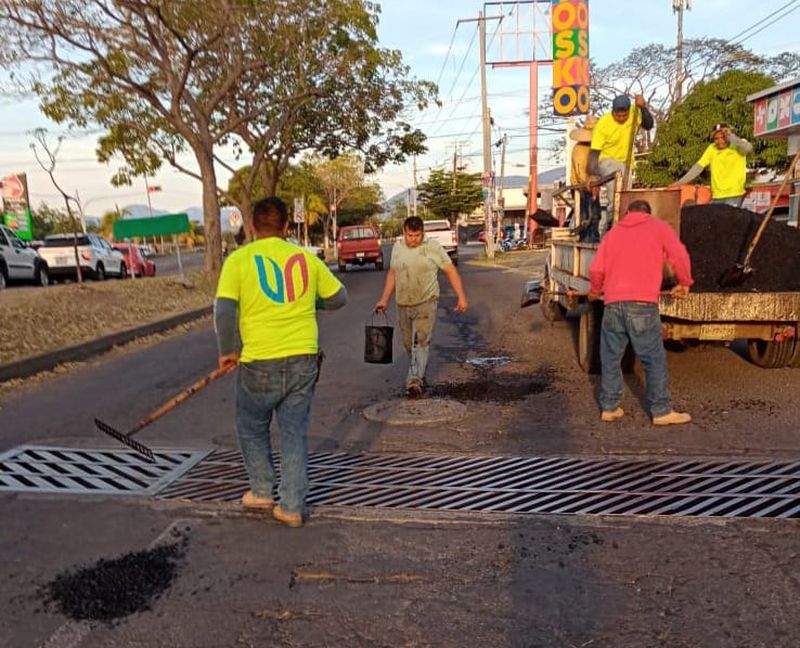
left=293, top=197, right=305, bottom=223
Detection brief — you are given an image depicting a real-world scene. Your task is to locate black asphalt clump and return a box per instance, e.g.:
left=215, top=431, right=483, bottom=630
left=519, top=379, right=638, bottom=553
left=41, top=540, right=186, bottom=623
left=680, top=205, right=800, bottom=292
left=429, top=371, right=552, bottom=402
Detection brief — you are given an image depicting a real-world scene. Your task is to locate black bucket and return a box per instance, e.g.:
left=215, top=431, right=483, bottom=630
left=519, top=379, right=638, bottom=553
left=364, top=314, right=393, bottom=364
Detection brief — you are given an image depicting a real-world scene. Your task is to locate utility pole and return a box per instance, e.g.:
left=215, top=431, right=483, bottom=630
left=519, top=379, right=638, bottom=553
left=478, top=10, right=495, bottom=258
left=672, top=0, right=691, bottom=103
left=497, top=134, right=507, bottom=245
left=412, top=156, right=418, bottom=217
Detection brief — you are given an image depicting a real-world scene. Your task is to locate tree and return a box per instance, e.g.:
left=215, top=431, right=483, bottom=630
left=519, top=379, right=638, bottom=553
left=338, top=183, right=384, bottom=226
left=313, top=152, right=367, bottom=247
left=417, top=169, right=482, bottom=224
left=31, top=203, right=74, bottom=238
left=636, top=70, right=788, bottom=186
left=0, top=0, right=434, bottom=273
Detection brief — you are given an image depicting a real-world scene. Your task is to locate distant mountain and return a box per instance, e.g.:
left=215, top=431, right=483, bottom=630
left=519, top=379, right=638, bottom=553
left=120, top=204, right=171, bottom=218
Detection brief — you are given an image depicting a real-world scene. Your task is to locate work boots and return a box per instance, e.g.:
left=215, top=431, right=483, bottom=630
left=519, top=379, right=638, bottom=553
left=652, top=411, right=692, bottom=426
left=241, top=490, right=274, bottom=510
left=600, top=407, right=624, bottom=422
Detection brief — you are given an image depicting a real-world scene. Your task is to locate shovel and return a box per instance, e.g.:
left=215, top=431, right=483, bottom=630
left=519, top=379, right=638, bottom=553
left=95, top=364, right=236, bottom=461
left=718, top=148, right=800, bottom=288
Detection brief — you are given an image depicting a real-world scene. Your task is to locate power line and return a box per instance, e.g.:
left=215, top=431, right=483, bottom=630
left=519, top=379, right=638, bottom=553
left=433, top=23, right=461, bottom=89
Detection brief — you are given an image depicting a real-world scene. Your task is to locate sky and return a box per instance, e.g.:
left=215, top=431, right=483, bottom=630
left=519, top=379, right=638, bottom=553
left=0, top=0, right=798, bottom=219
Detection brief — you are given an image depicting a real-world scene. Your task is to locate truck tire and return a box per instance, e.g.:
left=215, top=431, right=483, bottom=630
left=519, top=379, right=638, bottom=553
left=338, top=261, right=347, bottom=273
left=34, top=262, right=49, bottom=287
left=375, top=258, right=384, bottom=271
left=0, top=262, right=7, bottom=290
left=578, top=303, right=602, bottom=374
left=789, top=339, right=800, bottom=369
left=747, top=338, right=795, bottom=368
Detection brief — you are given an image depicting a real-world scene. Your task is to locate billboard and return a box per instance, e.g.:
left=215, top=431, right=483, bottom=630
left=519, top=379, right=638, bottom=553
left=1, top=173, right=32, bottom=240
left=551, top=0, right=590, bottom=117
left=751, top=79, right=800, bottom=137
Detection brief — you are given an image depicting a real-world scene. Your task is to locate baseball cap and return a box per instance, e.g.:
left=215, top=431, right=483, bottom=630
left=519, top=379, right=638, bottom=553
left=710, top=122, right=729, bottom=139
left=611, top=95, right=631, bottom=111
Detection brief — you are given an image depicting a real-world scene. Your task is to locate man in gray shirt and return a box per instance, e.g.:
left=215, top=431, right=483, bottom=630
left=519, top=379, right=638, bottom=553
left=374, top=216, right=468, bottom=398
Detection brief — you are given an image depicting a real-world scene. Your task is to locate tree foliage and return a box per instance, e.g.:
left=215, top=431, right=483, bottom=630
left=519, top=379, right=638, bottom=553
left=0, top=0, right=434, bottom=272
left=636, top=70, right=788, bottom=186
left=417, top=169, right=482, bottom=223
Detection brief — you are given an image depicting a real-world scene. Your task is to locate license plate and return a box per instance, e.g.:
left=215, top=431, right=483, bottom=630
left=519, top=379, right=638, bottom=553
left=356, top=252, right=365, bottom=258
left=699, top=324, right=736, bottom=340
left=56, top=256, right=68, bottom=265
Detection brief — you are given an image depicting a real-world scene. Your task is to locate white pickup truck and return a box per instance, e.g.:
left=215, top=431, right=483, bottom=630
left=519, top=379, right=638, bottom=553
left=423, top=219, right=458, bottom=265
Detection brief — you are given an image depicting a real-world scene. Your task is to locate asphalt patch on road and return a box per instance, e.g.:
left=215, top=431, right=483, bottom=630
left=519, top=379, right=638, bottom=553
left=39, top=537, right=187, bottom=624
left=428, top=368, right=553, bottom=402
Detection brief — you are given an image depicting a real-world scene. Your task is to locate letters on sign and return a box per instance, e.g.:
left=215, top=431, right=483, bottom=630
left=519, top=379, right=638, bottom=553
left=551, top=0, right=590, bottom=116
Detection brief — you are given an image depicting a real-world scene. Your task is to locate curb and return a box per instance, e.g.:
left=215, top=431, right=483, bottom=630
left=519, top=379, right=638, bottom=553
left=0, top=306, right=212, bottom=383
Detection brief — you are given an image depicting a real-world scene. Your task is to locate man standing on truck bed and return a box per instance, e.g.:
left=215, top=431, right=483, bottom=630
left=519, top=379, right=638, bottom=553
left=588, top=199, right=693, bottom=426
left=374, top=216, right=468, bottom=398
left=588, top=94, right=654, bottom=237
left=674, top=123, right=753, bottom=207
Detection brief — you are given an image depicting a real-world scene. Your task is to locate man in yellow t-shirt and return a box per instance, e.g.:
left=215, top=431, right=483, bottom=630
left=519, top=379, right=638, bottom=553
left=215, top=196, right=346, bottom=527
left=676, top=123, right=753, bottom=207
left=588, top=94, right=654, bottom=236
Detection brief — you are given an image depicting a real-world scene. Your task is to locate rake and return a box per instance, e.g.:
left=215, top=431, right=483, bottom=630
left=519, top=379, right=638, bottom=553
left=94, top=365, right=236, bottom=462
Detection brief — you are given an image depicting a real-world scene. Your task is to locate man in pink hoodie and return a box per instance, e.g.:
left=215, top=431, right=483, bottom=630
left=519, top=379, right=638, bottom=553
left=588, top=200, right=693, bottom=426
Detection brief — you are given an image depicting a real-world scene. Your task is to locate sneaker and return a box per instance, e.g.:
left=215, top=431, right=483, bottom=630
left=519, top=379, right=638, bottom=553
left=405, top=381, right=423, bottom=399
left=272, top=504, right=303, bottom=528
left=652, top=411, right=692, bottom=426
left=600, top=407, right=624, bottom=422
left=241, top=490, right=274, bottom=510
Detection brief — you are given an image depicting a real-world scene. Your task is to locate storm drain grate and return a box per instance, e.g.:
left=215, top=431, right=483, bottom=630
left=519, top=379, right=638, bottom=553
left=157, top=450, right=800, bottom=519
left=0, top=445, right=210, bottom=496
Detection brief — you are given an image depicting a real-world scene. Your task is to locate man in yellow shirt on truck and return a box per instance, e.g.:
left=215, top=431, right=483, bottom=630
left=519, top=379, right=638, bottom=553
left=675, top=123, right=753, bottom=207
left=588, top=94, right=654, bottom=236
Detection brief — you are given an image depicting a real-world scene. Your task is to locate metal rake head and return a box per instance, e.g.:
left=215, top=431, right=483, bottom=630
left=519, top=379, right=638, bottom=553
left=94, top=418, right=156, bottom=462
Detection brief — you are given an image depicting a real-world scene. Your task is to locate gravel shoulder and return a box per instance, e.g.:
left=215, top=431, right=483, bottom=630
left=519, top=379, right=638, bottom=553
left=0, top=273, right=215, bottom=366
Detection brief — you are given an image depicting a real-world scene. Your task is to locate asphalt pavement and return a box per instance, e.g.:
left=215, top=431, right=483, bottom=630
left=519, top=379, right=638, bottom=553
left=2, top=244, right=800, bottom=647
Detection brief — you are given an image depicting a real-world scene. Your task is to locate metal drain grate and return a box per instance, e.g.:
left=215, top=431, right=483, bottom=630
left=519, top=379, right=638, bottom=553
left=0, top=445, right=210, bottom=496
left=157, top=450, right=800, bottom=519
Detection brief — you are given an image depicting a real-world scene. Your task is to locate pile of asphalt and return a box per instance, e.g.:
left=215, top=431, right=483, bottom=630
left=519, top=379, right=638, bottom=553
left=680, top=204, right=800, bottom=292
left=41, top=541, right=186, bottom=623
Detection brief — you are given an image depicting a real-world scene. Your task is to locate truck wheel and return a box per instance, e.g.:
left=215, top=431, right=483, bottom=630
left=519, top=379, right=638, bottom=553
left=578, top=303, right=602, bottom=374
left=747, top=338, right=795, bottom=368
left=338, top=262, right=347, bottom=273
left=789, top=339, right=800, bottom=369
left=94, top=264, right=106, bottom=281
left=375, top=259, right=384, bottom=271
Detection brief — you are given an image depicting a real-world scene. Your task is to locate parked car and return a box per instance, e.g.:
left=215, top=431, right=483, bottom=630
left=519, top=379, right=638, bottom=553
left=37, top=233, right=127, bottom=281
left=0, top=224, right=49, bottom=288
left=423, top=219, right=459, bottom=265
left=113, top=243, right=156, bottom=277
left=336, top=225, right=383, bottom=272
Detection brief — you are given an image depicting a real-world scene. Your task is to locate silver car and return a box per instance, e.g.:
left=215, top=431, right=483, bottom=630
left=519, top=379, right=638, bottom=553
left=0, top=224, right=49, bottom=288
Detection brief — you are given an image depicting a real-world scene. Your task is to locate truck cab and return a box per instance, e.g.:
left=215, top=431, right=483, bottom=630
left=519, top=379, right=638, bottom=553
left=336, top=225, right=383, bottom=272
left=423, top=219, right=458, bottom=265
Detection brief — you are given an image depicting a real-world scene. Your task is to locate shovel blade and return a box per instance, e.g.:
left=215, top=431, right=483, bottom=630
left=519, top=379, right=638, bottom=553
left=94, top=418, right=156, bottom=462
left=718, top=264, right=752, bottom=288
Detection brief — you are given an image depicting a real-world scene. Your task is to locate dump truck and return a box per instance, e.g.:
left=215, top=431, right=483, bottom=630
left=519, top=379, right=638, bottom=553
left=529, top=184, right=800, bottom=371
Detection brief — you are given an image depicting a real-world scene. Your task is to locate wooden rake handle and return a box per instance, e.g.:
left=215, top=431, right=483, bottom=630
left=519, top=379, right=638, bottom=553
left=741, top=148, right=800, bottom=267
left=126, top=364, right=236, bottom=437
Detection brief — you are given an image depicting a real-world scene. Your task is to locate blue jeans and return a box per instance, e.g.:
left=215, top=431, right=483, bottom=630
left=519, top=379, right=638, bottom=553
left=600, top=302, right=672, bottom=417
left=398, top=299, right=438, bottom=386
left=235, top=355, right=318, bottom=515
left=711, top=196, right=744, bottom=208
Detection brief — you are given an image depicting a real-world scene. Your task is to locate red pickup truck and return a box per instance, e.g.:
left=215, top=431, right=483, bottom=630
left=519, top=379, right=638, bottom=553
left=336, top=225, right=383, bottom=272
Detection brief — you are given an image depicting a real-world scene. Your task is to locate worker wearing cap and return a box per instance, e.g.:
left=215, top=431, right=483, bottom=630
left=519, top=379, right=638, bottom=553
left=588, top=94, right=655, bottom=236
left=570, top=115, right=601, bottom=241
left=675, top=123, right=753, bottom=207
